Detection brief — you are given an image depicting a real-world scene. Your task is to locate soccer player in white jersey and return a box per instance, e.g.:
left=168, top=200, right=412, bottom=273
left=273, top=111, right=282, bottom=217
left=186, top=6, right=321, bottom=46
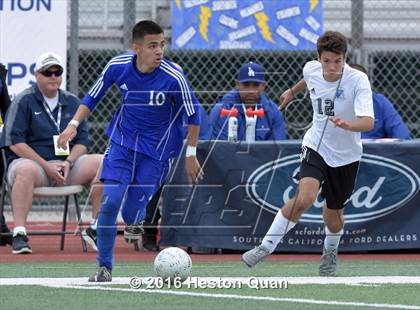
left=57, top=21, right=203, bottom=282
left=242, top=31, right=374, bottom=276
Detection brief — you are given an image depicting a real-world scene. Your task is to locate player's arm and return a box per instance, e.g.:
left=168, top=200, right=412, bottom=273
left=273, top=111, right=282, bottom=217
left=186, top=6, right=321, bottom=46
left=57, top=56, right=120, bottom=149
left=185, top=111, right=203, bottom=185
left=279, top=79, right=307, bottom=111
left=57, top=105, right=91, bottom=149
left=330, top=116, right=374, bottom=132
left=60, top=114, right=90, bottom=179
left=330, top=74, right=374, bottom=132
left=186, top=126, right=204, bottom=184
left=198, top=105, right=212, bottom=139
left=280, top=61, right=319, bottom=111
left=171, top=71, right=203, bottom=185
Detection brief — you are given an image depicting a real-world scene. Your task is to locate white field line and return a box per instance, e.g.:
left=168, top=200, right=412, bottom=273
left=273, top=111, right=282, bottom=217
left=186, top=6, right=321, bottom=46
left=2, top=276, right=420, bottom=286
left=40, top=284, right=420, bottom=310
left=1, top=277, right=420, bottom=309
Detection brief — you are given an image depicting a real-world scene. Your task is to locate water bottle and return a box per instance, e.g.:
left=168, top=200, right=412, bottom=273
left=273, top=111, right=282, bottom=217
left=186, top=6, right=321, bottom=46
left=245, top=117, right=256, bottom=142
left=220, top=107, right=238, bottom=142
left=228, top=115, right=238, bottom=142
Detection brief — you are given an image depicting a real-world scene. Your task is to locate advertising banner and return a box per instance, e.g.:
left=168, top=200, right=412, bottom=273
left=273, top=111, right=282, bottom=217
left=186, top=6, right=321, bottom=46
left=172, top=0, right=323, bottom=50
left=161, top=141, right=420, bottom=252
left=0, top=0, right=67, bottom=98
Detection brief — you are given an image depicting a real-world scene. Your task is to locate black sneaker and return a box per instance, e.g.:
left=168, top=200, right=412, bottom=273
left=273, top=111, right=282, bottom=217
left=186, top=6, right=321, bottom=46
left=0, top=233, right=12, bottom=246
left=142, top=232, right=159, bottom=252
left=0, top=217, right=13, bottom=246
left=81, top=227, right=97, bottom=251
left=12, top=232, right=32, bottom=254
left=124, top=221, right=144, bottom=244
left=143, top=243, right=160, bottom=252
left=88, top=266, right=112, bottom=282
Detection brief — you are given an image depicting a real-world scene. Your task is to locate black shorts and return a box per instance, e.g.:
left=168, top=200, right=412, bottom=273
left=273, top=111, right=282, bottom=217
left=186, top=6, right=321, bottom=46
left=298, top=147, right=359, bottom=210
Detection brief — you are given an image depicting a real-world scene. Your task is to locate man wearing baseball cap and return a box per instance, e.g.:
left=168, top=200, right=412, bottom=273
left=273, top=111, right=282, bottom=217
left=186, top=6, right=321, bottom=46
left=209, top=62, right=287, bottom=141
left=0, top=52, right=103, bottom=254
left=35, top=52, right=64, bottom=73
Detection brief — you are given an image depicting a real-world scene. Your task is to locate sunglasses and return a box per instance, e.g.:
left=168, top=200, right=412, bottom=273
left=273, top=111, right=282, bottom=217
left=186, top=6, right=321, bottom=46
left=40, top=68, right=63, bottom=77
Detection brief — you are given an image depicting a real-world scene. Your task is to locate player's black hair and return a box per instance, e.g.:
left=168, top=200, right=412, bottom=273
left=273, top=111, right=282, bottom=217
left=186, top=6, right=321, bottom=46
left=132, top=20, right=163, bottom=42
left=317, top=31, right=347, bottom=56
left=350, top=63, right=368, bottom=75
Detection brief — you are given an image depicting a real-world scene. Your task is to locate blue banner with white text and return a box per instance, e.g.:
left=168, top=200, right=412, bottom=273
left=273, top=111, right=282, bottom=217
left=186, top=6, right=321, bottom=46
left=160, top=140, right=420, bottom=252
left=172, top=0, right=323, bottom=50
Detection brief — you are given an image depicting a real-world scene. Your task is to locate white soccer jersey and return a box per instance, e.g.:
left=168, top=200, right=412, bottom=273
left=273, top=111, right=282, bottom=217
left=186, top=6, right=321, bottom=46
left=302, top=60, right=374, bottom=167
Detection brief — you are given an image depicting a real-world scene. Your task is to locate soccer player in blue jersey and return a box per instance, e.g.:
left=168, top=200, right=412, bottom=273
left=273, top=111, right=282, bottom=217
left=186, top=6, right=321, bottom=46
left=58, top=20, right=203, bottom=282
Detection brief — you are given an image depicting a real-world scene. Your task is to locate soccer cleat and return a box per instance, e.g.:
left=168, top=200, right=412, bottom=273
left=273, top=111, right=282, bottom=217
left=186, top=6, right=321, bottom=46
left=81, top=227, right=97, bottom=251
left=241, top=245, right=270, bottom=268
left=124, top=221, right=145, bottom=244
left=88, top=266, right=112, bottom=282
left=12, top=232, right=32, bottom=254
left=319, top=247, right=338, bottom=276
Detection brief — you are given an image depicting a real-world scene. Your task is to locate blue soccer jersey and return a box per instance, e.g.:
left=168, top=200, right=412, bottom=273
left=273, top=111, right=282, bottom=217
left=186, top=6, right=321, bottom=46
left=82, top=52, right=201, bottom=160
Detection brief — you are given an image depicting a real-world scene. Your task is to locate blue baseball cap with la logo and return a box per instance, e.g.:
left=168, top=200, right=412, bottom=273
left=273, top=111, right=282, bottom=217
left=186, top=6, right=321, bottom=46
left=237, top=62, right=265, bottom=83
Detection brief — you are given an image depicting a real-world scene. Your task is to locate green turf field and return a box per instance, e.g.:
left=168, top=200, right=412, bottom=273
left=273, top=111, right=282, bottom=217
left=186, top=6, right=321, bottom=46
left=1, top=260, right=419, bottom=310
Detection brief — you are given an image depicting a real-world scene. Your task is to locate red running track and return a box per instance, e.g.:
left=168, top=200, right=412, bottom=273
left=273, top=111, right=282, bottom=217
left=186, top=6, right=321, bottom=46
left=1, top=222, right=419, bottom=263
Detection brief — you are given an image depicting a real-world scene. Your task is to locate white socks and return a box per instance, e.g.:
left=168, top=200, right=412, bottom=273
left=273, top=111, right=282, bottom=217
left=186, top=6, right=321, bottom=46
left=90, top=218, right=97, bottom=230
left=262, top=211, right=297, bottom=253
left=323, top=226, right=343, bottom=251
left=12, top=221, right=97, bottom=237
left=13, top=226, right=26, bottom=237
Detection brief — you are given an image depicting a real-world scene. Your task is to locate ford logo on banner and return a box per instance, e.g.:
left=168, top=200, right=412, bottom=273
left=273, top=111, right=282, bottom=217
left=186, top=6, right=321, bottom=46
left=246, top=154, right=420, bottom=223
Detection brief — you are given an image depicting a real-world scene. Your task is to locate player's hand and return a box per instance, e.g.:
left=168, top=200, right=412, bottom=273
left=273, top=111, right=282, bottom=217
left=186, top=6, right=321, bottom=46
left=279, top=89, right=294, bottom=111
left=330, top=117, right=352, bottom=131
left=185, top=156, right=203, bottom=185
left=58, top=125, right=77, bottom=150
left=44, top=162, right=66, bottom=186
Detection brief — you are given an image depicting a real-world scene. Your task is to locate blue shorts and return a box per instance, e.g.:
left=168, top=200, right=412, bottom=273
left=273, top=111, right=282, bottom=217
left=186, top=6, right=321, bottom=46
left=101, top=142, right=170, bottom=186
left=101, top=142, right=171, bottom=223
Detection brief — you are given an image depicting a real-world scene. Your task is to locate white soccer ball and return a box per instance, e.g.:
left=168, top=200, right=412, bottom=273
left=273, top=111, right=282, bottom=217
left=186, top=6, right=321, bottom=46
left=154, top=247, right=192, bottom=282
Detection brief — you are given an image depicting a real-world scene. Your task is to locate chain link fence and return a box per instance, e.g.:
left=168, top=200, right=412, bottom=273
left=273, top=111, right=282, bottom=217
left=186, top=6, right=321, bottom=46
left=9, top=0, right=416, bottom=216
left=70, top=0, right=419, bottom=150
left=76, top=48, right=419, bottom=152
